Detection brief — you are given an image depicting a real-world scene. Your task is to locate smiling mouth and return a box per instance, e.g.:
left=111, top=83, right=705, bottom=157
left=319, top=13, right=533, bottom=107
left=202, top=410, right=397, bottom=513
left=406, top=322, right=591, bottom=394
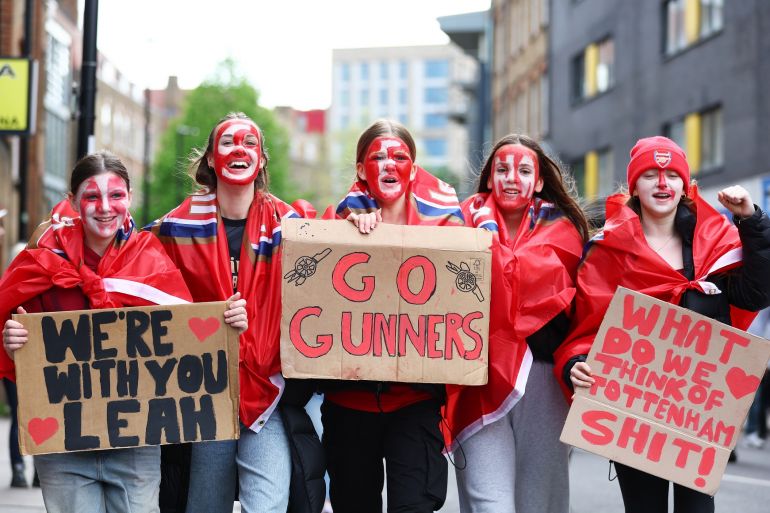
left=381, top=176, right=399, bottom=184
left=94, top=216, right=117, bottom=223
left=653, top=192, right=672, bottom=199
left=227, top=161, right=252, bottom=171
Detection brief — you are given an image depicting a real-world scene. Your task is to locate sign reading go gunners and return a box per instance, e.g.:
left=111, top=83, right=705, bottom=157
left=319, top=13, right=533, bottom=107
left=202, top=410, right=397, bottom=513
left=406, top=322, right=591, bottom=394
left=280, top=219, right=492, bottom=385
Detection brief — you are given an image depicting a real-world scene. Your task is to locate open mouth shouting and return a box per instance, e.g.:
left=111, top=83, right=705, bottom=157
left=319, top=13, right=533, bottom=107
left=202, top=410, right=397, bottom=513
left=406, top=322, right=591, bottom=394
left=212, top=119, right=262, bottom=185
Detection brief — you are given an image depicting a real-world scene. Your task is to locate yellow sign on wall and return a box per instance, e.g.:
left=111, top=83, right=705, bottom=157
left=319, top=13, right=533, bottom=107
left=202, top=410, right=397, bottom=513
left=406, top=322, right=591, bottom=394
left=0, top=58, right=33, bottom=134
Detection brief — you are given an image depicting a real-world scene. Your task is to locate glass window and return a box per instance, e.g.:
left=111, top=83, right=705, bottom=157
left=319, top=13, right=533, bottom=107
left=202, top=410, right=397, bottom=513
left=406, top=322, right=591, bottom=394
left=399, top=60, right=409, bottom=80
left=379, top=89, right=388, bottom=105
left=665, top=0, right=687, bottom=55
left=399, top=88, right=408, bottom=105
left=425, top=59, right=449, bottom=79
left=572, top=159, right=586, bottom=197
left=340, top=89, right=350, bottom=107
left=701, top=107, right=723, bottom=169
left=399, top=113, right=409, bottom=125
left=360, top=89, right=369, bottom=106
left=424, top=113, right=448, bottom=128
left=340, top=62, right=350, bottom=81
left=598, top=148, right=615, bottom=196
left=339, top=114, right=349, bottom=129
left=424, top=138, right=447, bottom=158
left=572, top=53, right=586, bottom=101
left=360, top=62, right=369, bottom=81
left=424, top=87, right=448, bottom=104
left=46, top=34, right=71, bottom=108
left=700, top=0, right=724, bottom=37
left=540, top=75, right=549, bottom=136
left=665, top=118, right=686, bottom=150
left=380, top=61, right=389, bottom=79
left=596, top=38, right=614, bottom=93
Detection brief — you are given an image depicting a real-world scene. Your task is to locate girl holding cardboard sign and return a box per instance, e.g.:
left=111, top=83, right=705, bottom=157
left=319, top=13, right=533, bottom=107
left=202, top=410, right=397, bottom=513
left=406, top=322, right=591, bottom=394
left=147, top=112, right=323, bottom=513
left=0, top=151, right=242, bottom=513
left=556, top=136, right=770, bottom=513
left=442, top=134, right=588, bottom=513
left=322, top=119, right=464, bottom=513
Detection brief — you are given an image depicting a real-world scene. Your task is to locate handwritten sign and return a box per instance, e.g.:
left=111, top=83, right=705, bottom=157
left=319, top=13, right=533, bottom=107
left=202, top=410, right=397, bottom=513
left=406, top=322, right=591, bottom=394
left=561, top=288, right=770, bottom=494
left=280, top=219, right=492, bottom=385
left=14, top=302, right=239, bottom=455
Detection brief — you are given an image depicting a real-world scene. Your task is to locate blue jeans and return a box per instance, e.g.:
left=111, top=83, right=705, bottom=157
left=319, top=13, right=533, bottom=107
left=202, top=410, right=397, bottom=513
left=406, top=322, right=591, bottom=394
left=186, top=410, right=291, bottom=513
left=34, top=446, right=160, bottom=513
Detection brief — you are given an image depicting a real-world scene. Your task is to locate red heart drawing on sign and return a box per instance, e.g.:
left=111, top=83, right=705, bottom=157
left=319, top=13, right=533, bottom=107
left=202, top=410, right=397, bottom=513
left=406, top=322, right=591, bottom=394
left=28, top=417, right=59, bottom=445
left=188, top=317, right=221, bottom=342
left=725, top=367, right=760, bottom=399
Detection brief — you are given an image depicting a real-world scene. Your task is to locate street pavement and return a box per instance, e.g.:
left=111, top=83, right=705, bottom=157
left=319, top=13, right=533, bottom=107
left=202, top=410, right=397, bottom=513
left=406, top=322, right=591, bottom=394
left=2, top=414, right=768, bottom=512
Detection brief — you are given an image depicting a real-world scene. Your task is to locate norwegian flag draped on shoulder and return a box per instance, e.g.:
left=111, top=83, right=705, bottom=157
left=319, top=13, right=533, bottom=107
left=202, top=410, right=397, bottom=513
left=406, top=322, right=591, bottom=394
left=334, top=166, right=464, bottom=226
left=147, top=192, right=301, bottom=431
left=553, top=185, right=750, bottom=401
left=0, top=201, right=192, bottom=380
left=443, top=193, right=583, bottom=452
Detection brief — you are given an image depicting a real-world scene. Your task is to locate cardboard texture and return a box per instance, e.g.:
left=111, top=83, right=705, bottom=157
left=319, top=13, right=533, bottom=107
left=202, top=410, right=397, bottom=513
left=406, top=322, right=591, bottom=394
left=280, top=218, right=492, bottom=385
left=561, top=287, right=770, bottom=495
left=13, top=302, right=240, bottom=455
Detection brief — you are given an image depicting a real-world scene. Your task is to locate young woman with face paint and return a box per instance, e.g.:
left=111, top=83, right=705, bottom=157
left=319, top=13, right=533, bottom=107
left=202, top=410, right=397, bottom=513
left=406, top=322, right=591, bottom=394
left=0, top=151, right=207, bottom=513
left=148, top=112, right=322, bottom=513
left=321, top=119, right=464, bottom=513
left=555, top=136, right=770, bottom=513
left=442, top=134, right=588, bottom=513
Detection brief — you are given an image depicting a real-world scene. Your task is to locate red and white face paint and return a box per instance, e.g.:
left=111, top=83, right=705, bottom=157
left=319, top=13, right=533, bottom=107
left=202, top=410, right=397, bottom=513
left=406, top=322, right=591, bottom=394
left=74, top=171, right=131, bottom=242
left=486, top=144, right=542, bottom=214
left=211, top=119, right=262, bottom=186
left=357, top=136, right=415, bottom=204
left=634, top=168, right=684, bottom=218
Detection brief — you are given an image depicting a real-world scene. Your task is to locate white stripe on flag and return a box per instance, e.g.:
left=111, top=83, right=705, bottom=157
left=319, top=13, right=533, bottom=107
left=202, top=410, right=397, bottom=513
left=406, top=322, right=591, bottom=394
left=102, top=278, right=190, bottom=305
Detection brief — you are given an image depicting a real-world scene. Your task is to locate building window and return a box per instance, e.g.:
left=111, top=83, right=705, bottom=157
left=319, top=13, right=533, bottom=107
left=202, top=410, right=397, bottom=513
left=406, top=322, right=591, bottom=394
left=399, top=60, right=408, bottom=80
left=379, top=89, right=388, bottom=105
left=573, top=148, right=614, bottom=199
left=700, top=107, right=723, bottom=170
left=399, top=88, right=408, bottom=105
left=339, top=114, right=349, bottom=129
left=360, top=89, right=369, bottom=106
left=399, top=113, right=409, bottom=125
left=425, top=60, right=449, bottom=79
left=424, top=113, right=448, bottom=129
left=573, top=37, right=614, bottom=102
left=424, top=138, right=447, bottom=158
left=360, top=62, right=370, bottom=81
left=46, top=34, right=71, bottom=108
left=341, top=62, right=350, bottom=82
left=665, top=0, right=723, bottom=56
left=340, top=89, right=350, bottom=107
left=380, top=61, right=389, bottom=79
left=425, top=87, right=448, bottom=104
left=664, top=106, right=723, bottom=174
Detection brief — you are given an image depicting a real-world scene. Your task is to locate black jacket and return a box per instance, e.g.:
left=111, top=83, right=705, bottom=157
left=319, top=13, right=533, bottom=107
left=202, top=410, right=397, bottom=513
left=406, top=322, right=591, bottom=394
left=280, top=379, right=327, bottom=513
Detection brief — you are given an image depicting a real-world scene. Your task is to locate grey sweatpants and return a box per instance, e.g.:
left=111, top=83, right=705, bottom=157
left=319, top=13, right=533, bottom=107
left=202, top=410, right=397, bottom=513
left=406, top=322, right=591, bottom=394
left=455, top=359, right=570, bottom=513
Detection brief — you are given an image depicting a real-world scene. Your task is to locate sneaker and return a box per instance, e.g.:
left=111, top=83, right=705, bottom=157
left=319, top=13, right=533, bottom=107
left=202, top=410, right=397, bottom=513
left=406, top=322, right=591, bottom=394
left=10, top=463, right=27, bottom=488
left=728, top=449, right=737, bottom=463
left=745, top=432, right=765, bottom=449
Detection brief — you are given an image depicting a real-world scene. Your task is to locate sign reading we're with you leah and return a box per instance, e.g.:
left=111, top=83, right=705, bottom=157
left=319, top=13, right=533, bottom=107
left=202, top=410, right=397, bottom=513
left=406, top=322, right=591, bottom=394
left=561, top=288, right=770, bottom=494
left=14, top=302, right=239, bottom=455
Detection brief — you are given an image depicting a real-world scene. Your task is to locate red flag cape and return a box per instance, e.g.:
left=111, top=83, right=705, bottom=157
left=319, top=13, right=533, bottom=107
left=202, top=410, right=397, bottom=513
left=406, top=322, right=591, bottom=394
left=553, top=185, right=751, bottom=401
left=333, top=166, right=464, bottom=226
left=443, top=193, right=584, bottom=452
left=148, top=191, right=301, bottom=431
left=0, top=201, right=192, bottom=380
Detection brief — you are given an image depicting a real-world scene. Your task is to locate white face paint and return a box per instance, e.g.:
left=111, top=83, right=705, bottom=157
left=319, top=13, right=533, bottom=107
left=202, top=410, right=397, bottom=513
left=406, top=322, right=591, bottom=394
left=486, top=144, right=542, bottom=214
left=212, top=120, right=261, bottom=185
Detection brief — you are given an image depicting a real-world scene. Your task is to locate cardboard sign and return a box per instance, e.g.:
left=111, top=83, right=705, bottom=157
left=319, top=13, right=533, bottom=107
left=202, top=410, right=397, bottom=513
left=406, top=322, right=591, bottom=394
left=561, top=287, right=770, bottom=494
left=13, top=302, right=239, bottom=455
left=280, top=219, right=492, bottom=385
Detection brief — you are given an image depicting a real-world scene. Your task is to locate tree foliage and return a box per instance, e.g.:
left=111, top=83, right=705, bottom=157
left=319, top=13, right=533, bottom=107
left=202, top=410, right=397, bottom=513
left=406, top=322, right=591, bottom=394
left=144, top=60, right=291, bottom=222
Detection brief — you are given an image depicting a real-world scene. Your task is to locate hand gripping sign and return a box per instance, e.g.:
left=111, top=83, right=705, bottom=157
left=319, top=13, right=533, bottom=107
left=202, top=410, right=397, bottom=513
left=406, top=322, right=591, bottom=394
left=280, top=219, right=492, bottom=385
left=560, top=288, right=770, bottom=495
left=13, top=302, right=239, bottom=455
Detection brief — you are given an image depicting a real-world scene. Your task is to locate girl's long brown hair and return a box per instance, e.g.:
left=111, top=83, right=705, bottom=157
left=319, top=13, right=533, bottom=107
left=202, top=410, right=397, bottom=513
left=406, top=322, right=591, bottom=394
left=477, top=134, right=589, bottom=241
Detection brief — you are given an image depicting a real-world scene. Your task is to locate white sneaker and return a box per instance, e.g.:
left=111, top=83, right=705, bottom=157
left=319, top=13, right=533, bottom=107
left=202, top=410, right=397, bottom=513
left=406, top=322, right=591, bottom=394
left=744, top=432, right=765, bottom=449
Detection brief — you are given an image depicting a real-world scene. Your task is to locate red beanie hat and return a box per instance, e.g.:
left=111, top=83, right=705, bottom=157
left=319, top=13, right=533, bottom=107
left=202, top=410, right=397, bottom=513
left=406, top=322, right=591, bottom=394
left=627, top=136, right=690, bottom=194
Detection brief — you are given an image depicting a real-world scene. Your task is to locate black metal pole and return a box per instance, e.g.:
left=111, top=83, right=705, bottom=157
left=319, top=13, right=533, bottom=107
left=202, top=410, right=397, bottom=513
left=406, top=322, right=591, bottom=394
left=17, top=0, right=34, bottom=241
left=76, top=0, right=98, bottom=160
left=142, top=88, right=151, bottom=225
